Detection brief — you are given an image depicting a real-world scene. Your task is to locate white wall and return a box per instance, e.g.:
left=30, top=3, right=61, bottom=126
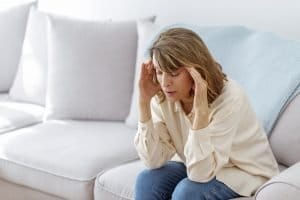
left=23, top=0, right=300, bottom=41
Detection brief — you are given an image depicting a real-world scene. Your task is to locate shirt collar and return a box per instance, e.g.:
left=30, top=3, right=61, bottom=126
left=174, top=101, right=181, bottom=112
left=174, top=101, right=195, bottom=114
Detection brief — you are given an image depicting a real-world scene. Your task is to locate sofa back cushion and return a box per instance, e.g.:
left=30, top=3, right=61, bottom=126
left=125, top=19, right=159, bottom=128
left=9, top=6, right=47, bottom=106
left=45, top=15, right=137, bottom=121
left=0, top=2, right=34, bottom=92
left=269, top=94, right=300, bottom=167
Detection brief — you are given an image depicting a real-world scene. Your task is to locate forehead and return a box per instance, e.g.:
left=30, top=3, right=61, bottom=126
left=152, top=54, right=184, bottom=73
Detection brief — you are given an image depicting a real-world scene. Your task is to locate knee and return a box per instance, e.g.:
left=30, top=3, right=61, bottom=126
left=172, top=178, right=193, bottom=200
left=172, top=178, right=205, bottom=200
left=135, top=169, right=153, bottom=190
left=135, top=169, right=162, bottom=199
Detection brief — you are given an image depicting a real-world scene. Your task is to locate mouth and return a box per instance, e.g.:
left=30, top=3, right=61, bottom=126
left=165, top=91, right=176, bottom=96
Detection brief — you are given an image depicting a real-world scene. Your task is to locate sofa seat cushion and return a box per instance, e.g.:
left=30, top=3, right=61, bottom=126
left=0, top=100, right=44, bottom=134
left=94, top=159, right=143, bottom=200
left=0, top=120, right=138, bottom=200
left=255, top=162, right=300, bottom=200
left=96, top=159, right=284, bottom=200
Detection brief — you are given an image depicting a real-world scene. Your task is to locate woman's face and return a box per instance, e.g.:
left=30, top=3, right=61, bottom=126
left=152, top=55, right=194, bottom=103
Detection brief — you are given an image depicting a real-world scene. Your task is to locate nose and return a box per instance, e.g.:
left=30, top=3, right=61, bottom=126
left=161, top=73, right=172, bottom=87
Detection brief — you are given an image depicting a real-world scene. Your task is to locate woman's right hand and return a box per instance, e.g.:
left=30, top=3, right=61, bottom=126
left=138, top=60, right=161, bottom=103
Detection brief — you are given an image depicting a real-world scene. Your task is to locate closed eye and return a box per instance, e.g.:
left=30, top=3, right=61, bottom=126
left=156, top=70, right=180, bottom=77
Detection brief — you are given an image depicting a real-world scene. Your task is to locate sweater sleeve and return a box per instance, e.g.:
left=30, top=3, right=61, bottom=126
left=134, top=98, right=176, bottom=169
left=184, top=95, right=243, bottom=182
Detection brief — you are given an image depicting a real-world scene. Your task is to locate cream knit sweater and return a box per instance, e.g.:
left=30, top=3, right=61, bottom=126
left=134, top=78, right=279, bottom=196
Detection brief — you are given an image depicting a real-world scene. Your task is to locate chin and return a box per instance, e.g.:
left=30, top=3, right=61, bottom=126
left=166, top=96, right=179, bottom=102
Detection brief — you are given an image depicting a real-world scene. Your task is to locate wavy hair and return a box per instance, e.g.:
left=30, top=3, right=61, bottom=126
left=149, top=27, right=227, bottom=104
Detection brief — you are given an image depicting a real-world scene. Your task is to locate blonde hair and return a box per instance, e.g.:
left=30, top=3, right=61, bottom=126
left=150, top=27, right=227, bottom=104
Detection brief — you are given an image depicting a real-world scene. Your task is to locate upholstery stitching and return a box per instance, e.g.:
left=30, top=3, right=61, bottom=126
left=97, top=183, right=132, bottom=200
left=255, top=181, right=300, bottom=198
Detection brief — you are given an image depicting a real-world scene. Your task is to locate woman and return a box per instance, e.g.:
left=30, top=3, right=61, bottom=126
left=134, top=27, right=279, bottom=200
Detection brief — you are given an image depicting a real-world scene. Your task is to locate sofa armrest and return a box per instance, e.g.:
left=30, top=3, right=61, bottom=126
left=255, top=162, right=300, bottom=200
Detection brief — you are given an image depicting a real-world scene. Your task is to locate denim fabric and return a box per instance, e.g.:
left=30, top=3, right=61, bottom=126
left=135, top=161, right=241, bottom=200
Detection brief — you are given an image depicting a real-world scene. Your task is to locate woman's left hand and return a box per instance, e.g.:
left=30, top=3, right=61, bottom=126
left=185, top=67, right=210, bottom=130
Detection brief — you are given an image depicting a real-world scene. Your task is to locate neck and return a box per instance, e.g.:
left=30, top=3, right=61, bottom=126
left=180, top=99, right=193, bottom=114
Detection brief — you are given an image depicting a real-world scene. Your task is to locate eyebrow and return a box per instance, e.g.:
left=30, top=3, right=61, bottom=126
left=155, top=67, right=183, bottom=74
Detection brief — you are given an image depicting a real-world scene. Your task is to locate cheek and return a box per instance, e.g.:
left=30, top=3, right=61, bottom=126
left=184, top=81, right=194, bottom=92
left=180, top=75, right=194, bottom=89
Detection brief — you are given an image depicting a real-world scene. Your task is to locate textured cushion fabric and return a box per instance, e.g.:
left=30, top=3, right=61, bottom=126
left=125, top=19, right=159, bottom=128
left=0, top=2, right=34, bottom=92
left=9, top=6, right=47, bottom=106
left=0, top=179, right=61, bottom=200
left=94, top=160, right=144, bottom=200
left=255, top=162, right=300, bottom=200
left=45, top=15, right=137, bottom=121
left=0, top=120, right=138, bottom=199
left=269, top=94, right=300, bottom=166
left=0, top=100, right=44, bottom=134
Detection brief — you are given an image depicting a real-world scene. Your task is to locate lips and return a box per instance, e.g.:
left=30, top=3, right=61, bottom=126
left=165, top=91, right=176, bottom=96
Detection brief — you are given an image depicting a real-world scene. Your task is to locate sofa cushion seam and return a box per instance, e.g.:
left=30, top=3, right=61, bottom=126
left=97, top=182, right=132, bottom=200
left=0, top=157, right=94, bottom=183
left=255, top=180, right=300, bottom=198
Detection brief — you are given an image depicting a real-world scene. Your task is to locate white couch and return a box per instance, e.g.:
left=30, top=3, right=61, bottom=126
left=0, top=1, right=300, bottom=200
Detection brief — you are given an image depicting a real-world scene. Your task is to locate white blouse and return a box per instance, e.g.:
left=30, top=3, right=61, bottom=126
left=134, top=78, right=279, bottom=196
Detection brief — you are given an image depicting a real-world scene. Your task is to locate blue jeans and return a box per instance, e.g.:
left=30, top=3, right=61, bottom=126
left=135, top=161, right=241, bottom=200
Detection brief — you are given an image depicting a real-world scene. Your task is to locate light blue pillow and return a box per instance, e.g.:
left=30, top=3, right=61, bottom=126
left=197, top=26, right=300, bottom=135
left=151, top=25, right=300, bottom=134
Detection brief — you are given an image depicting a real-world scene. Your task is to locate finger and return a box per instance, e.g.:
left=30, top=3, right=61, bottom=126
left=188, top=68, right=206, bottom=83
left=144, top=59, right=152, bottom=65
left=190, top=68, right=203, bottom=79
left=186, top=68, right=208, bottom=89
left=185, top=67, right=198, bottom=81
left=141, top=63, right=147, bottom=76
left=141, top=63, right=152, bottom=78
left=140, top=63, right=146, bottom=76
left=147, top=64, right=155, bottom=75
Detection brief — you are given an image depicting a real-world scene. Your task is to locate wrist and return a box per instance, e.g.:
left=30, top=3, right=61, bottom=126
left=192, top=114, right=209, bottom=130
left=138, top=99, right=151, bottom=123
left=139, top=94, right=152, bottom=104
left=139, top=99, right=151, bottom=106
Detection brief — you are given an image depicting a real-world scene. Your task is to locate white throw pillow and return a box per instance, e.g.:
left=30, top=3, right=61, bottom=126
left=125, top=20, right=160, bottom=128
left=45, top=15, right=138, bottom=121
left=9, top=6, right=47, bottom=106
left=0, top=1, right=34, bottom=92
